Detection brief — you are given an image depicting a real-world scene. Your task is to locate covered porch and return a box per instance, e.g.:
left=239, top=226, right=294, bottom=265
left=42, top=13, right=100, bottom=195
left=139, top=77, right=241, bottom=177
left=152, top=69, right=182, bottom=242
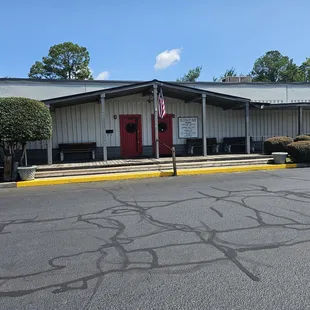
left=43, top=80, right=253, bottom=165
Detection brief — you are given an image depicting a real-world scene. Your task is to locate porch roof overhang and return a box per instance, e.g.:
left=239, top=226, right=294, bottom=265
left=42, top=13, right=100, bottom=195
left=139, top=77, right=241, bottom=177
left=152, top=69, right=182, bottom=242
left=43, top=79, right=251, bottom=110
left=251, top=102, right=310, bottom=110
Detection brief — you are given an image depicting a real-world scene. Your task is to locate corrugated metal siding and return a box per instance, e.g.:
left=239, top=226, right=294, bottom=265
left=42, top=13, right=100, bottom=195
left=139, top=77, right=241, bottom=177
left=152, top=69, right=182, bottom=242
left=0, top=80, right=129, bottom=100
left=250, top=109, right=298, bottom=140
left=106, top=95, right=153, bottom=147
left=107, top=96, right=202, bottom=146
left=28, top=140, right=46, bottom=150
left=28, top=95, right=307, bottom=152
left=2, top=79, right=310, bottom=103
left=194, top=84, right=287, bottom=102
left=50, top=102, right=101, bottom=148
left=165, top=99, right=201, bottom=144
left=206, top=106, right=244, bottom=140
left=303, top=110, right=310, bottom=134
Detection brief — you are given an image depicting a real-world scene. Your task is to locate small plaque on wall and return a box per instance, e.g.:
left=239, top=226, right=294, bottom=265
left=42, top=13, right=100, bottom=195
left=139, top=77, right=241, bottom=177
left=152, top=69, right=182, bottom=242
left=106, top=129, right=114, bottom=134
left=178, top=117, right=198, bottom=139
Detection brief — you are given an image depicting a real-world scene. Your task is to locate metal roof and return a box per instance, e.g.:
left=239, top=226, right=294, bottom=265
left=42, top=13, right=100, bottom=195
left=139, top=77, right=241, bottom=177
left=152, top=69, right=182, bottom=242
left=251, top=102, right=310, bottom=110
left=43, top=79, right=251, bottom=110
left=2, top=77, right=310, bottom=86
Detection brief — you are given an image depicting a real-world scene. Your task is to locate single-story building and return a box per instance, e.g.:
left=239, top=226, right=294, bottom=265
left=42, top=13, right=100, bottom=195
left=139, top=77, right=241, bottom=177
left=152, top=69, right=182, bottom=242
left=1, top=78, right=310, bottom=165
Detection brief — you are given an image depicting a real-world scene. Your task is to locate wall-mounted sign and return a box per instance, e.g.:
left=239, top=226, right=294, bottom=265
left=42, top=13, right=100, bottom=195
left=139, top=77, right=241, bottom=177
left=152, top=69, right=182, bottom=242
left=178, top=117, right=198, bottom=139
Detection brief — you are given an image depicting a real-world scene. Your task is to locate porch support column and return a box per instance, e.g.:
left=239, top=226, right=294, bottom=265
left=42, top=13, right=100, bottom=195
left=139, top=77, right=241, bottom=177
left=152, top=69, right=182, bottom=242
left=47, top=137, right=53, bottom=165
left=153, top=83, right=159, bottom=159
left=47, top=108, right=53, bottom=165
left=298, top=106, right=303, bottom=135
left=202, top=94, right=207, bottom=156
left=245, top=102, right=250, bottom=154
left=100, top=93, right=107, bottom=161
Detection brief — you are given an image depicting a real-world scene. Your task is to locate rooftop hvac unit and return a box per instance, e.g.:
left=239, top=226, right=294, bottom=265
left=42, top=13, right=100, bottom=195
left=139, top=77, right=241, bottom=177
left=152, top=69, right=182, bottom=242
left=221, top=76, right=252, bottom=83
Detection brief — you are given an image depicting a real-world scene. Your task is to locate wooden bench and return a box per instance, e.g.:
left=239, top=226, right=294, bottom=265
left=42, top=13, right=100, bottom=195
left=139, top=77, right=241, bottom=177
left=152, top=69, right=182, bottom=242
left=222, top=137, right=254, bottom=153
left=59, top=143, right=97, bottom=162
left=187, top=138, right=219, bottom=155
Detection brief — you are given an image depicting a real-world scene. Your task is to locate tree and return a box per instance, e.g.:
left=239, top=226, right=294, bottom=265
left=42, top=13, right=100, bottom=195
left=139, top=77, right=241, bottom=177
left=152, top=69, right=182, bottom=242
left=251, top=50, right=303, bottom=82
left=177, top=66, right=202, bottom=82
left=0, top=97, right=52, bottom=179
left=29, top=42, right=93, bottom=80
left=300, top=58, right=310, bottom=82
left=213, top=67, right=238, bottom=82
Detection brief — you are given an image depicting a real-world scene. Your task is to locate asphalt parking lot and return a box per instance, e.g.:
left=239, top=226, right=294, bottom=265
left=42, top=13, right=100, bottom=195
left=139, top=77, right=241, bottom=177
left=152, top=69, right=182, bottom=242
left=1, top=169, right=310, bottom=309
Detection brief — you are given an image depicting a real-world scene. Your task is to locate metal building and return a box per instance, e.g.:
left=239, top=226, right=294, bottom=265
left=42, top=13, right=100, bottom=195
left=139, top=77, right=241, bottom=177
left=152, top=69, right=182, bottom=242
left=0, top=78, right=309, bottom=164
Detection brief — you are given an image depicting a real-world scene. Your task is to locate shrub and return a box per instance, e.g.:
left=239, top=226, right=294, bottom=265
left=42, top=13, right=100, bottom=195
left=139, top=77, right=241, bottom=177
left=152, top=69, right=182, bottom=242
left=288, top=141, right=310, bottom=162
left=264, top=136, right=293, bottom=155
left=294, top=135, right=310, bottom=142
left=0, top=97, right=52, bottom=164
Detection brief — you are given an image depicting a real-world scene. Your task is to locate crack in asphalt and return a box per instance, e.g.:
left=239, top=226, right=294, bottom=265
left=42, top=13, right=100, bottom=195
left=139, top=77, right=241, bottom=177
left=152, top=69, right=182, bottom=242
left=1, top=181, right=310, bottom=306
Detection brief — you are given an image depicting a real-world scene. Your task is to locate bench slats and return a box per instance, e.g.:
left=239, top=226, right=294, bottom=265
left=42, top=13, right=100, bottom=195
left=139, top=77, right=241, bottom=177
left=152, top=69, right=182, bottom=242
left=59, top=143, right=97, bottom=162
left=223, top=137, right=254, bottom=153
left=223, top=137, right=253, bottom=145
left=187, top=138, right=219, bottom=155
left=59, top=143, right=97, bottom=151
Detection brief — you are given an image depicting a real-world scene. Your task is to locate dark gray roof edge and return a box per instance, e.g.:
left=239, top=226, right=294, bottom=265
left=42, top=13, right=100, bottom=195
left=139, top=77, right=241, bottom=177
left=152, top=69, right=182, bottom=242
left=43, top=80, right=152, bottom=103
left=252, top=102, right=310, bottom=107
left=1, top=77, right=310, bottom=86
left=158, top=80, right=250, bottom=101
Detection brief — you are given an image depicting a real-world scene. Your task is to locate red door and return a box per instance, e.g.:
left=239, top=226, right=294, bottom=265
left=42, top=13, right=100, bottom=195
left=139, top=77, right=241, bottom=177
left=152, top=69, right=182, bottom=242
left=152, top=114, right=173, bottom=156
left=120, top=115, right=142, bottom=158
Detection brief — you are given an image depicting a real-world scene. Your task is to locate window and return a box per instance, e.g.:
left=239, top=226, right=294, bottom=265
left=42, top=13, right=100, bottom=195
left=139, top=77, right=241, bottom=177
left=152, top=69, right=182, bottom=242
left=126, top=123, right=137, bottom=133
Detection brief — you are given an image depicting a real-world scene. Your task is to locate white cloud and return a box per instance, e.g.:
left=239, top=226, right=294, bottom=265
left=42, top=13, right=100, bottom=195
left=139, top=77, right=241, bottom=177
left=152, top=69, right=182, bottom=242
left=95, top=71, right=110, bottom=80
left=154, top=48, right=181, bottom=70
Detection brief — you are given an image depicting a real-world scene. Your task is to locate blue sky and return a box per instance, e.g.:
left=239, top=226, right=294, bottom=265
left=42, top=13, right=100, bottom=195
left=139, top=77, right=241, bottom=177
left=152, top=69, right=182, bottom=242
left=0, top=0, right=309, bottom=81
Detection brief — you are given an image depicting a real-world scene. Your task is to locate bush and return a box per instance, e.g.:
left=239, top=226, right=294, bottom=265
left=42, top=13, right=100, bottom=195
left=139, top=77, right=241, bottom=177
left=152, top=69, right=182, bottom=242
left=0, top=96, right=52, bottom=168
left=0, top=97, right=52, bottom=145
left=288, top=141, right=310, bottom=162
left=294, top=135, right=310, bottom=142
left=264, top=136, right=293, bottom=155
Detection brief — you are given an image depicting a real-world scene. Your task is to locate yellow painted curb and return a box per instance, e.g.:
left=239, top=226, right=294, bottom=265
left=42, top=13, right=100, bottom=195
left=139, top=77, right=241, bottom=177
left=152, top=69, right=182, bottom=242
left=16, top=163, right=299, bottom=188
left=177, top=163, right=297, bottom=176
left=17, top=171, right=174, bottom=188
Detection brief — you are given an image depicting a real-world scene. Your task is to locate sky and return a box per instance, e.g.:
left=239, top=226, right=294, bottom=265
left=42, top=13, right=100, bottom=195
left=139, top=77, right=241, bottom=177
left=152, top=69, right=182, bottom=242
left=1, top=0, right=310, bottom=82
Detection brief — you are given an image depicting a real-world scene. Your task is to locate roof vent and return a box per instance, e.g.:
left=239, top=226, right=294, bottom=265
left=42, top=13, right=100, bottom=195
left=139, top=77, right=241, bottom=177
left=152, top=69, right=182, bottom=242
left=221, top=76, right=252, bottom=83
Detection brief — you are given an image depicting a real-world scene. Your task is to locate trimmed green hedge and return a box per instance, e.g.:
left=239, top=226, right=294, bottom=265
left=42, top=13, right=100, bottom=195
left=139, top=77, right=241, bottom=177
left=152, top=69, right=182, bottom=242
left=264, top=136, right=293, bottom=155
left=294, top=135, right=310, bottom=142
left=0, top=97, right=52, bottom=143
left=288, top=141, right=310, bottom=162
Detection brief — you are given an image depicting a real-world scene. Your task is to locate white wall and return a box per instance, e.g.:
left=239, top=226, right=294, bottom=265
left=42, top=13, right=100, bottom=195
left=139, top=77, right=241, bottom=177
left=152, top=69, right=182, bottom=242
left=0, top=79, right=129, bottom=100
left=195, top=84, right=288, bottom=103
left=47, top=95, right=202, bottom=149
left=52, top=102, right=101, bottom=149
left=106, top=96, right=203, bottom=146
left=30, top=94, right=310, bottom=151
left=2, top=79, right=310, bottom=103
left=2, top=79, right=310, bottom=152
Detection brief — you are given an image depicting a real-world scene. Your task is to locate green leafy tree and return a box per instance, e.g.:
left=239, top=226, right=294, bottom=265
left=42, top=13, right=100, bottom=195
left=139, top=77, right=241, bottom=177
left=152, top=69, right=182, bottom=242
left=300, top=58, right=310, bottom=82
left=213, top=67, right=238, bottom=82
left=222, top=67, right=237, bottom=78
left=177, top=66, right=202, bottom=82
left=251, top=50, right=303, bottom=82
left=29, top=42, right=93, bottom=80
left=0, top=97, right=52, bottom=178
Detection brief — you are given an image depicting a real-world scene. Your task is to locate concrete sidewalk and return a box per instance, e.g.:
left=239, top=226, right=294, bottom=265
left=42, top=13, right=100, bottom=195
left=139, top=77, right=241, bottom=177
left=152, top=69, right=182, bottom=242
left=36, top=154, right=272, bottom=171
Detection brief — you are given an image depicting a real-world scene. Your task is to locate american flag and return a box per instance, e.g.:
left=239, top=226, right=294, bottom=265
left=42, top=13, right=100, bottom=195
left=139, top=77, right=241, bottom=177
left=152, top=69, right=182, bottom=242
left=158, top=87, right=166, bottom=118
